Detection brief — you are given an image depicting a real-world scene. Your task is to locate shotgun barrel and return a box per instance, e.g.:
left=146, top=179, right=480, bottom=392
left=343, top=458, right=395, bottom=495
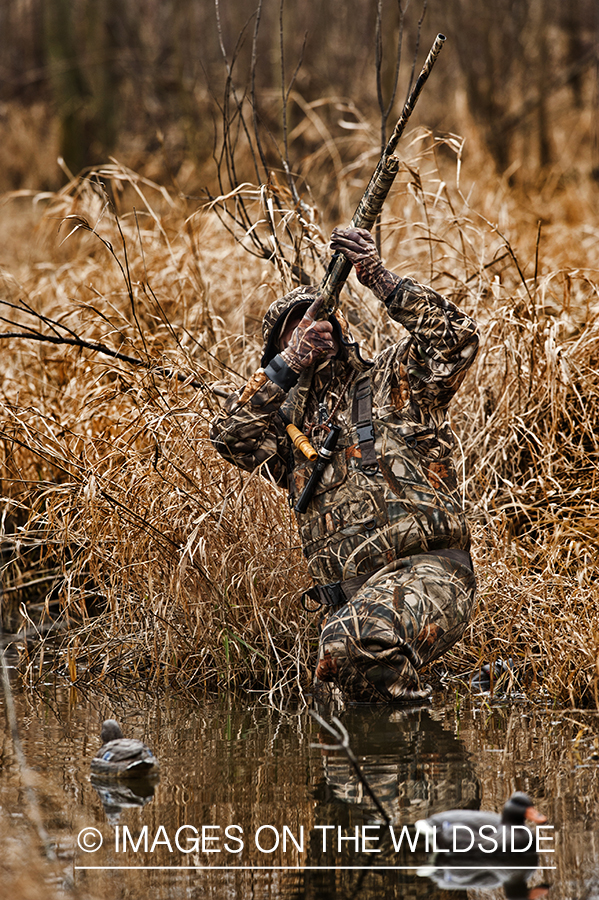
left=319, top=33, right=446, bottom=317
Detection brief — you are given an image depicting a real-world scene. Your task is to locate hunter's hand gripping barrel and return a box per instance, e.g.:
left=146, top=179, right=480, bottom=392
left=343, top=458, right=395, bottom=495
left=319, top=33, right=447, bottom=317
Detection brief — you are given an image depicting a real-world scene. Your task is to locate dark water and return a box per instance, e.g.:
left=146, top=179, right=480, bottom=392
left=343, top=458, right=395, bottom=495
left=2, top=674, right=599, bottom=899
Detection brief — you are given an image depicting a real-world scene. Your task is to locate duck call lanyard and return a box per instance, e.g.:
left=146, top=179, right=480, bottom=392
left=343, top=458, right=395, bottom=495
left=305, top=371, right=354, bottom=442
left=293, top=372, right=352, bottom=516
left=294, top=373, right=378, bottom=514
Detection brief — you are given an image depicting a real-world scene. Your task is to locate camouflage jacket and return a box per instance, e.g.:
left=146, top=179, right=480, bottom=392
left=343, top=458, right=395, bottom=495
left=210, top=279, right=479, bottom=586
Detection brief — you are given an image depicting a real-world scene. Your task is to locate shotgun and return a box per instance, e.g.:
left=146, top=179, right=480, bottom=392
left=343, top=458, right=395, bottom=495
left=319, top=33, right=446, bottom=317
left=213, top=35, right=447, bottom=465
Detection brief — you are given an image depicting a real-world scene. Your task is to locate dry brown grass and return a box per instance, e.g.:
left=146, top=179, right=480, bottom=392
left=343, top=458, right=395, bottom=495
left=0, top=165, right=316, bottom=701
left=2, top=125, right=599, bottom=707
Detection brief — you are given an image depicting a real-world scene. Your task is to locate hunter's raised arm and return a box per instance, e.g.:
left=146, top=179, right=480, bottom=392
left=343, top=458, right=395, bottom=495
left=330, top=227, right=479, bottom=408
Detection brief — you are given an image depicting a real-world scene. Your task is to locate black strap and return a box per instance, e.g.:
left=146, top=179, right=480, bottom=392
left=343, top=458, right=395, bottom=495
left=352, top=377, right=379, bottom=474
left=301, top=583, right=343, bottom=611
left=301, top=570, right=375, bottom=612
left=430, top=547, right=473, bottom=571
left=396, top=425, right=437, bottom=449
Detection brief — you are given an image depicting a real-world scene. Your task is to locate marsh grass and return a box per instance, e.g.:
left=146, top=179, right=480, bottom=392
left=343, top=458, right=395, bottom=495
left=2, top=128, right=599, bottom=706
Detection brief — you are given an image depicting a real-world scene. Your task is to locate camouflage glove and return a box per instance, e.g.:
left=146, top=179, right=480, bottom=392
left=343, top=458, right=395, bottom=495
left=330, top=226, right=401, bottom=303
left=279, top=294, right=336, bottom=373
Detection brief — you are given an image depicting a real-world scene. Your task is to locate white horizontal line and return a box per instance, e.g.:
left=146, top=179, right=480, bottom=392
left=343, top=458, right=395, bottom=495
left=74, top=865, right=557, bottom=871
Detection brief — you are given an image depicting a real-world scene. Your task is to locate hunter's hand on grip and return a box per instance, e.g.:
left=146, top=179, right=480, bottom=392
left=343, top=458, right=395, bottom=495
left=280, top=294, right=336, bottom=372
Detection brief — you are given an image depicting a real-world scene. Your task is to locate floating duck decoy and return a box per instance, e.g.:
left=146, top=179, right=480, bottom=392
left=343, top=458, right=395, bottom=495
left=415, top=792, right=547, bottom=853
left=471, top=659, right=514, bottom=693
left=91, top=719, right=159, bottom=779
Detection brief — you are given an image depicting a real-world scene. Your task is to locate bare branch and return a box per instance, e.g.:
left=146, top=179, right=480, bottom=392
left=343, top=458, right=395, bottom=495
left=405, top=0, right=428, bottom=101
left=279, top=0, right=305, bottom=205
left=374, top=1, right=427, bottom=252
left=0, top=298, right=242, bottom=390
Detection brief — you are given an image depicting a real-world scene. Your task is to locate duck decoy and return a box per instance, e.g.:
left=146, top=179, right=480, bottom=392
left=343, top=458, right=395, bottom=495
left=91, top=719, right=159, bottom=779
left=471, top=659, right=512, bottom=692
left=415, top=792, right=547, bottom=853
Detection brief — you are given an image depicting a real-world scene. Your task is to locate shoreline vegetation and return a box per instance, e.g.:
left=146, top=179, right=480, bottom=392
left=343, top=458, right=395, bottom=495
left=1, top=1, right=599, bottom=708
left=2, top=126, right=599, bottom=708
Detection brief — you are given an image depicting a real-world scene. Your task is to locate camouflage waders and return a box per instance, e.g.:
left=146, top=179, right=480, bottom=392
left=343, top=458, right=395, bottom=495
left=313, top=551, right=476, bottom=702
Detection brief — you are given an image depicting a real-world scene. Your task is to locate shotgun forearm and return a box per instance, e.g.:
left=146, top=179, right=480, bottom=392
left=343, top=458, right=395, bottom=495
left=319, top=33, right=446, bottom=317
left=319, top=154, right=400, bottom=315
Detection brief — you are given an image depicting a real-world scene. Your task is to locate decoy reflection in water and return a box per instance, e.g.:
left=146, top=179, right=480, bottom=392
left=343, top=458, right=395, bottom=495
left=91, top=719, right=159, bottom=779
left=419, top=854, right=550, bottom=898
left=90, top=775, right=157, bottom=826
left=315, top=704, right=481, bottom=823
left=415, top=791, right=547, bottom=853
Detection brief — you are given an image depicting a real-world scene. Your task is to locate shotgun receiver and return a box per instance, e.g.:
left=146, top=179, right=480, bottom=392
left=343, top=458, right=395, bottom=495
left=319, top=33, right=446, bottom=317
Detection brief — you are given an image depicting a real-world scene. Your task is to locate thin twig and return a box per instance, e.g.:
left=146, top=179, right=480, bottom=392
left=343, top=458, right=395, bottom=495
left=279, top=0, right=305, bottom=205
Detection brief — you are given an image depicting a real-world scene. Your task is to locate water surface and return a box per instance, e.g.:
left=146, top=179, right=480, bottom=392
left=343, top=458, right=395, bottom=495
left=1, top=677, right=598, bottom=899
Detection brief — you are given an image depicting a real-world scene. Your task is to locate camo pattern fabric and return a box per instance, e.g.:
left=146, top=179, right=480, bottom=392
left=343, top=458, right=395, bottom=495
left=316, top=705, right=480, bottom=819
left=314, top=553, right=476, bottom=702
left=210, top=276, right=479, bottom=702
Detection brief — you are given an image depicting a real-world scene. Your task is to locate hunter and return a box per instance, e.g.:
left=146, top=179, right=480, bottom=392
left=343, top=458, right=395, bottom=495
left=210, top=227, right=479, bottom=702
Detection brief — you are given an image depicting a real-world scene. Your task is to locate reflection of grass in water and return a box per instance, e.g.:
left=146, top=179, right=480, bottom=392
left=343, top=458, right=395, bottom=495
left=0, top=815, right=66, bottom=900
left=1, top=132, right=599, bottom=706
left=0, top=755, right=103, bottom=900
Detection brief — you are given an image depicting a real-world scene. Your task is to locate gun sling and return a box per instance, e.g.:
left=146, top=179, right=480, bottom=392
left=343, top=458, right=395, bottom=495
left=352, top=376, right=379, bottom=473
